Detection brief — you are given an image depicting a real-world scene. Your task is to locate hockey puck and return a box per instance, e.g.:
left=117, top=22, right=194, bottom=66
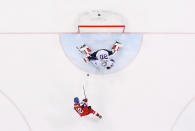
left=86, top=74, right=90, bottom=77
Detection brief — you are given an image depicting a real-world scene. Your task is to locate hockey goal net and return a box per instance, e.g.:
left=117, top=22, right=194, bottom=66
left=77, top=10, right=126, bottom=33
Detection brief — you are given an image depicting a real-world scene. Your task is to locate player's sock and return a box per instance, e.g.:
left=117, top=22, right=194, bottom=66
left=88, top=107, right=102, bottom=119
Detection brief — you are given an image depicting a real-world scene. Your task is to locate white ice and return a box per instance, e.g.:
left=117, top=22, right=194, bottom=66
left=0, top=34, right=195, bottom=131
left=0, top=0, right=195, bottom=130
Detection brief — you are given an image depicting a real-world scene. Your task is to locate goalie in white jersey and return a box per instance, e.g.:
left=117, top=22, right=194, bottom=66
left=78, top=41, right=123, bottom=70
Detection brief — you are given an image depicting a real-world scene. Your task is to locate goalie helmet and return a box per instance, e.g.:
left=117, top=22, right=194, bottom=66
left=101, top=59, right=115, bottom=70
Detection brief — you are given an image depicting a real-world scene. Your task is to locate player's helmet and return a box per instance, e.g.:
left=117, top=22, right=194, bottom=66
left=105, top=59, right=115, bottom=70
left=74, top=97, right=79, bottom=104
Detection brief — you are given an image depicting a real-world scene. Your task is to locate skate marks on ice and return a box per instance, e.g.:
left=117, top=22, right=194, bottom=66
left=60, top=33, right=142, bottom=74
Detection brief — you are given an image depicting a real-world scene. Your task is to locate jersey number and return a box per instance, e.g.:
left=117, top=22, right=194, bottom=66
left=100, top=54, right=108, bottom=59
left=76, top=108, right=84, bottom=114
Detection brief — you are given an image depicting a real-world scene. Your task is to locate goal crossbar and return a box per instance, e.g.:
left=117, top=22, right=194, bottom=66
left=78, top=25, right=126, bottom=33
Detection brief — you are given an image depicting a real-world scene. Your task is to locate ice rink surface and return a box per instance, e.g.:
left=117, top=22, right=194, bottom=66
left=0, top=0, right=195, bottom=131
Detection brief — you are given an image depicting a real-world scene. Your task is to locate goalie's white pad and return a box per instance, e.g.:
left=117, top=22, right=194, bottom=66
left=83, top=57, right=89, bottom=63
left=112, top=41, right=123, bottom=54
left=79, top=44, right=91, bottom=56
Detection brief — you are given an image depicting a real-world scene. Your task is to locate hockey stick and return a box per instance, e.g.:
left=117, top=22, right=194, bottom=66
left=82, top=84, right=87, bottom=99
left=76, top=46, right=83, bottom=54
left=82, top=73, right=90, bottom=99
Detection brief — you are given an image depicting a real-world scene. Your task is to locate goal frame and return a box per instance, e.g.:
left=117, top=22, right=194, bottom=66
left=78, top=25, right=126, bottom=33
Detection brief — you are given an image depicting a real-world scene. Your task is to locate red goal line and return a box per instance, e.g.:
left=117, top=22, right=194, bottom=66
left=78, top=25, right=126, bottom=33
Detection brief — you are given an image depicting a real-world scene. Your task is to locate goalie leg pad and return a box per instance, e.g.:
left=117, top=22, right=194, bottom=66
left=112, top=41, right=123, bottom=53
left=83, top=57, right=89, bottom=63
left=79, top=44, right=91, bottom=55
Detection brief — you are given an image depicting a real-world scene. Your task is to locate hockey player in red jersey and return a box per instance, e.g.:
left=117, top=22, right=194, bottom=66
left=74, top=97, right=102, bottom=119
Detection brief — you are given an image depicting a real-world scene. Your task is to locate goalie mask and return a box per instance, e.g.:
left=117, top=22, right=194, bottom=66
left=101, top=59, right=115, bottom=70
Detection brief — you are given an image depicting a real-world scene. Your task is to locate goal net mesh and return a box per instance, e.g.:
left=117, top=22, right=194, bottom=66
left=76, top=10, right=126, bottom=33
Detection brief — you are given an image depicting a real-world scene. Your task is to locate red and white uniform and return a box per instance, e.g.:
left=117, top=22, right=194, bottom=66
left=74, top=99, right=99, bottom=117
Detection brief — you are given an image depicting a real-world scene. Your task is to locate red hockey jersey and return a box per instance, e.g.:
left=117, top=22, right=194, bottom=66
left=74, top=103, right=92, bottom=116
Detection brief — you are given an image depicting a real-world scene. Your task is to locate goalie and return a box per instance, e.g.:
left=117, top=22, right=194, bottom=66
left=78, top=41, right=123, bottom=70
